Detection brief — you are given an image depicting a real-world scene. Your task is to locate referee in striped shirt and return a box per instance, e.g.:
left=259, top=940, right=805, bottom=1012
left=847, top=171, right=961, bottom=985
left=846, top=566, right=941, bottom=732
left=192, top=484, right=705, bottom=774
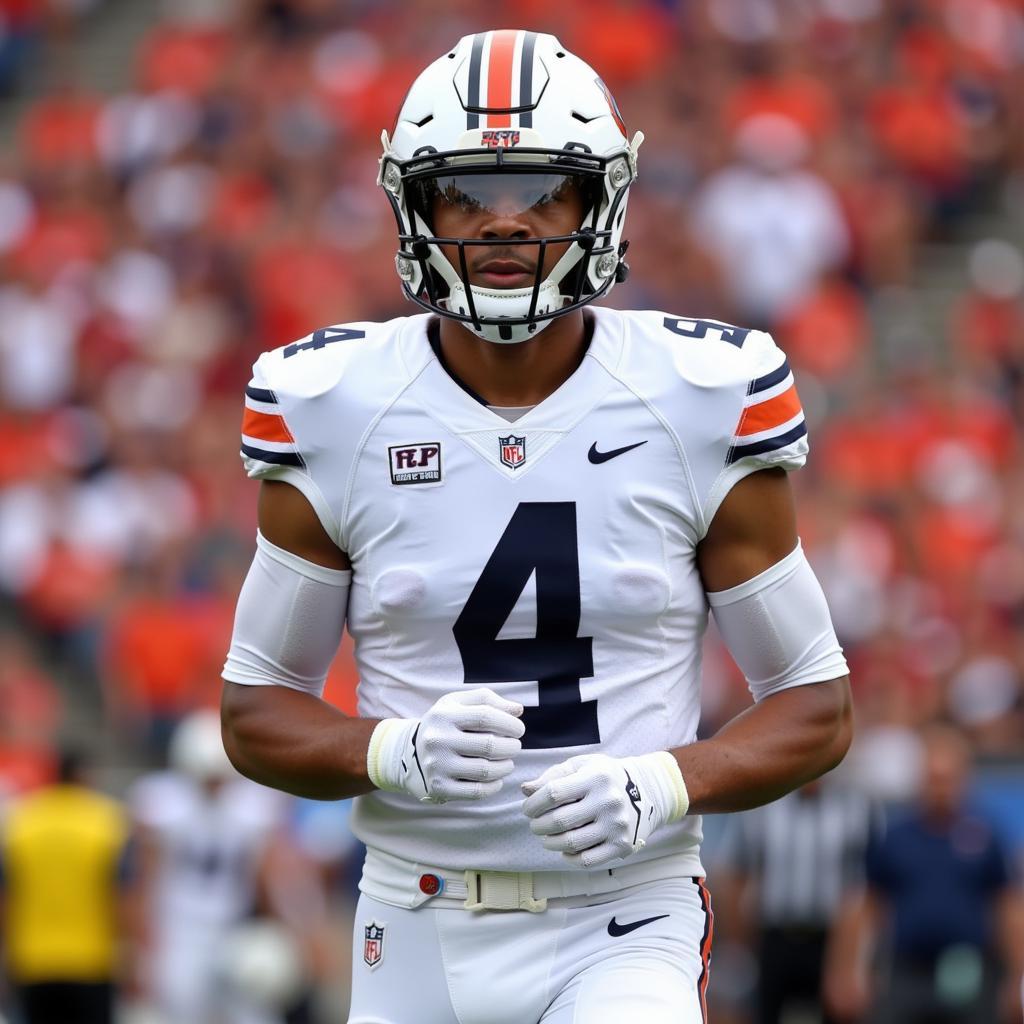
left=716, top=779, right=879, bottom=1024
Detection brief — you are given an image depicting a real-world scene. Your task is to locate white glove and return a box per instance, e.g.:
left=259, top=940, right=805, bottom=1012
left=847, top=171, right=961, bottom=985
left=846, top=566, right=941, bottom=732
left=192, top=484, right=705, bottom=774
left=521, top=751, right=689, bottom=868
left=367, top=688, right=525, bottom=803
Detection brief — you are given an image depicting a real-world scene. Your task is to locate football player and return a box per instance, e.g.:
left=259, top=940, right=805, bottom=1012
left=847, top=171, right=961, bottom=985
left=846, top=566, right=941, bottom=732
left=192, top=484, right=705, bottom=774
left=221, top=30, right=852, bottom=1024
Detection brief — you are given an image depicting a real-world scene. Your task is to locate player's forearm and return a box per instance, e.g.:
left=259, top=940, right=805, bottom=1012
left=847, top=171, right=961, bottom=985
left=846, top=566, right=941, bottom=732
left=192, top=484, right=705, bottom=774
left=671, top=676, right=852, bottom=813
left=221, top=681, right=379, bottom=800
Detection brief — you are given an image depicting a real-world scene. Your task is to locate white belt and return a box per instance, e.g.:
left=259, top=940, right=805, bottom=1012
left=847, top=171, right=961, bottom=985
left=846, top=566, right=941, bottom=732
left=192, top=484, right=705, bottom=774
left=360, top=846, right=702, bottom=914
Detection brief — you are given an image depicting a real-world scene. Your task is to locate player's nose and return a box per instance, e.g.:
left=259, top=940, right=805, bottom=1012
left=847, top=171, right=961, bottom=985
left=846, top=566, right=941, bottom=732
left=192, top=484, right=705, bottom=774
left=479, top=208, right=533, bottom=239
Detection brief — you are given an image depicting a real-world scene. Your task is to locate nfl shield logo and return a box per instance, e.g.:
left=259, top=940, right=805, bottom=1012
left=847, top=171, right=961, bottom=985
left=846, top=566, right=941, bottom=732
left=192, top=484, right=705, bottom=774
left=363, top=921, right=385, bottom=969
left=499, top=434, right=526, bottom=470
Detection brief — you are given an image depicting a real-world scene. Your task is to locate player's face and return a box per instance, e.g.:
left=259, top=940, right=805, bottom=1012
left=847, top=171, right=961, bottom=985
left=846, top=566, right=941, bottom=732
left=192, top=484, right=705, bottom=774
left=919, top=728, right=969, bottom=818
left=426, top=172, right=588, bottom=290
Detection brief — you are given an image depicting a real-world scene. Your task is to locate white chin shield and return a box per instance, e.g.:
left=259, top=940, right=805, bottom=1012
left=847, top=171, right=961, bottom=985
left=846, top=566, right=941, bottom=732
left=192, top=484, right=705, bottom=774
left=442, top=279, right=569, bottom=345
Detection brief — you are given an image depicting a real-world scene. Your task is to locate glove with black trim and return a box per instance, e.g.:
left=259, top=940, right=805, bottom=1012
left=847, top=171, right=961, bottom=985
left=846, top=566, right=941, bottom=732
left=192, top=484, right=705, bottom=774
left=367, top=688, right=525, bottom=803
left=521, top=751, right=689, bottom=868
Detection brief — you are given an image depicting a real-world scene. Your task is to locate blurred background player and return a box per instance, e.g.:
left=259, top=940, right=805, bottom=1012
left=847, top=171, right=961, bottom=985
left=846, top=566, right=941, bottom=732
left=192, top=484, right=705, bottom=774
left=0, top=747, right=133, bottom=1024
left=825, top=722, right=1024, bottom=1024
left=128, top=710, right=329, bottom=1024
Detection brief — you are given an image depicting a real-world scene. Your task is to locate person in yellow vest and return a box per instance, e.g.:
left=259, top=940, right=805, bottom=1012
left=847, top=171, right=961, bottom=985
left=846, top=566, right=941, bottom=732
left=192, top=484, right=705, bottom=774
left=0, top=748, right=134, bottom=1024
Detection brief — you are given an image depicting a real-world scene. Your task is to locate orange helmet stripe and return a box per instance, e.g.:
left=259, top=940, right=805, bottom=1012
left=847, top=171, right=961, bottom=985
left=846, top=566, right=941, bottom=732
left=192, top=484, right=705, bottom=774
left=485, top=30, right=518, bottom=128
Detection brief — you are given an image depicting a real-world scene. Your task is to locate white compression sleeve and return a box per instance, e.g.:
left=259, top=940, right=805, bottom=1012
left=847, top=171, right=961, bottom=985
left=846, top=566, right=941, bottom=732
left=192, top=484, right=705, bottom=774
left=223, top=531, right=351, bottom=697
left=706, top=542, right=848, bottom=703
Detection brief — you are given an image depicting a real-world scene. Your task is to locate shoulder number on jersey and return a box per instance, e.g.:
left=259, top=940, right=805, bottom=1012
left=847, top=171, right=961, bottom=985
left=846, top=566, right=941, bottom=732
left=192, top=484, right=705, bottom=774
left=663, top=317, right=749, bottom=348
left=283, top=327, right=367, bottom=358
left=454, top=502, right=599, bottom=749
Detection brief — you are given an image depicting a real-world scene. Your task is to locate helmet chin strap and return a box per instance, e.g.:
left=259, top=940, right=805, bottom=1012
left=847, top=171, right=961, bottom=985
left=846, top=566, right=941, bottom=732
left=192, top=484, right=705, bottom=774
left=442, top=280, right=568, bottom=344
left=422, top=210, right=594, bottom=346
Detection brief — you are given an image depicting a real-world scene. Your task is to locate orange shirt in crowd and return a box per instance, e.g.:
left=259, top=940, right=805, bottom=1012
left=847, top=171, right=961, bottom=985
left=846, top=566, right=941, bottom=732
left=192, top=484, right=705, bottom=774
left=724, top=73, right=838, bottom=143
left=22, top=543, right=119, bottom=633
left=248, top=237, right=356, bottom=347
left=137, top=25, right=231, bottom=98
left=13, top=205, right=112, bottom=284
left=867, top=83, right=966, bottom=186
left=953, top=294, right=1024, bottom=364
left=777, top=279, right=868, bottom=381
left=20, top=92, right=102, bottom=169
left=0, top=660, right=60, bottom=794
left=103, top=593, right=213, bottom=716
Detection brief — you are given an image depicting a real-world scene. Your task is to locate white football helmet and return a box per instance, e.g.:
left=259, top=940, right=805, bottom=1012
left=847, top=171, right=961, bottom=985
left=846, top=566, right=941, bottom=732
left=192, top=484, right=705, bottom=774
left=169, top=709, right=235, bottom=784
left=379, top=30, right=643, bottom=344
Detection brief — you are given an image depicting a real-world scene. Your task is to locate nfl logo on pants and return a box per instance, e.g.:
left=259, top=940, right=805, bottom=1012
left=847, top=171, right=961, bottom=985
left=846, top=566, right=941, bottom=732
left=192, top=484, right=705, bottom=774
left=363, top=922, right=385, bottom=969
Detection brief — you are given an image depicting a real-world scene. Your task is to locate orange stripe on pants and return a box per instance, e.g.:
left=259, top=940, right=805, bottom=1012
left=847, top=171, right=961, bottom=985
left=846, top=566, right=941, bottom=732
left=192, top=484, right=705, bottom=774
left=696, top=877, right=714, bottom=1022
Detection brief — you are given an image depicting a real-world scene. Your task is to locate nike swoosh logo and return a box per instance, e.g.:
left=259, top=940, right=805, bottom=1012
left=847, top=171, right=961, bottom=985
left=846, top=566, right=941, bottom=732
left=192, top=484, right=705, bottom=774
left=588, top=441, right=648, bottom=464
left=607, top=914, right=669, bottom=937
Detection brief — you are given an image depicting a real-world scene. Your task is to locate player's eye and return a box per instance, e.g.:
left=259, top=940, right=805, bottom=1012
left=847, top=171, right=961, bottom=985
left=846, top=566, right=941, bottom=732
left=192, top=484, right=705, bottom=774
left=441, top=186, right=483, bottom=213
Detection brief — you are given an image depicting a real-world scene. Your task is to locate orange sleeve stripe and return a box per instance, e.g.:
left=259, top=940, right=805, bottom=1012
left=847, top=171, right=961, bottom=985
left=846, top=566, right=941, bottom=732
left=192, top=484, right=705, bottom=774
left=242, top=407, right=294, bottom=445
left=486, top=30, right=517, bottom=128
left=737, top=384, right=802, bottom=436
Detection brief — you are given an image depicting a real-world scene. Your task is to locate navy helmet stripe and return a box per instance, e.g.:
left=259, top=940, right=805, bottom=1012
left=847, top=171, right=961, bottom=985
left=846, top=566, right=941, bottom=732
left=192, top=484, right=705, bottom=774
left=466, top=33, right=485, bottom=129
left=241, top=443, right=304, bottom=468
left=245, top=384, right=277, bottom=404
left=750, top=359, right=791, bottom=395
left=518, top=31, right=537, bottom=128
left=726, top=421, right=807, bottom=464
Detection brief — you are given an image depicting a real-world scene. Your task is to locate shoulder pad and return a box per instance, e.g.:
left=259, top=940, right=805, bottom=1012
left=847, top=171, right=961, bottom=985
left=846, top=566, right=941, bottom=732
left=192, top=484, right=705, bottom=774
left=258, top=322, right=391, bottom=401
left=615, top=311, right=808, bottom=537
left=239, top=317, right=419, bottom=544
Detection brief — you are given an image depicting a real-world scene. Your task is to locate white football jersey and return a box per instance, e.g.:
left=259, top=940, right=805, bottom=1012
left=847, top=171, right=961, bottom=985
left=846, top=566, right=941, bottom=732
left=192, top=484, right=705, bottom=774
left=235, top=306, right=809, bottom=872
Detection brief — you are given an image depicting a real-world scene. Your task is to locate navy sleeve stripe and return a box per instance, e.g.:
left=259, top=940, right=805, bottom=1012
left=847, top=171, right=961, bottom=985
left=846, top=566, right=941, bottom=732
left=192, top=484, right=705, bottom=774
left=749, top=359, right=791, bottom=395
left=726, top=421, right=807, bottom=464
left=241, top=443, right=304, bottom=468
left=245, top=384, right=277, bottom=404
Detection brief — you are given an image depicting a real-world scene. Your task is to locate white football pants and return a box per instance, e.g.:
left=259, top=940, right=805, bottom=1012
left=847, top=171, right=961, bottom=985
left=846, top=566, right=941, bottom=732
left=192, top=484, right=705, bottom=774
left=348, top=875, right=713, bottom=1023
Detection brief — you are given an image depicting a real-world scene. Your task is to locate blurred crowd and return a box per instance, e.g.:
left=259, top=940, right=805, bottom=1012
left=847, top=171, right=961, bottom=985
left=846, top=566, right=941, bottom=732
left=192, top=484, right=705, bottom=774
left=0, top=0, right=1023, bottom=1021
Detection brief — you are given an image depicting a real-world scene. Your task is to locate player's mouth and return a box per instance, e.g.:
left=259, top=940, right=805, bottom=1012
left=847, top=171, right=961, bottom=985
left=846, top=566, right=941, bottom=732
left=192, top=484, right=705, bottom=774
left=474, top=258, right=536, bottom=289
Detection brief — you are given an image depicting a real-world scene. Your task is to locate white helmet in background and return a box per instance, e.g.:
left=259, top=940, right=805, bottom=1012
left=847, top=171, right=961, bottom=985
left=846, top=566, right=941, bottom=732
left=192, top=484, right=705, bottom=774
left=379, top=30, right=643, bottom=344
left=169, top=709, right=234, bottom=784
left=219, top=920, right=305, bottom=1011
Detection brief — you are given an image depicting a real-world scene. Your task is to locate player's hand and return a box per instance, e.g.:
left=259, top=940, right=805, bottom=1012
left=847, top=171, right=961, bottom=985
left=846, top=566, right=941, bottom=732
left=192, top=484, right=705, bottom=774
left=521, top=751, right=688, bottom=868
left=367, top=688, right=525, bottom=803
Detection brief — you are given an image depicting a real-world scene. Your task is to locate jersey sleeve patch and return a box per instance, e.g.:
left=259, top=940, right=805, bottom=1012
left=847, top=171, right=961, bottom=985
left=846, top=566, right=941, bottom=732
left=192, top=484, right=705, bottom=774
left=727, top=358, right=807, bottom=465
left=241, top=382, right=304, bottom=471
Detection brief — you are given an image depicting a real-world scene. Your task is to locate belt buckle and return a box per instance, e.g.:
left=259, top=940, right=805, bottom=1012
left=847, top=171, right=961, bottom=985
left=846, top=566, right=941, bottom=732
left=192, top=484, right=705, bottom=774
left=463, top=870, right=547, bottom=913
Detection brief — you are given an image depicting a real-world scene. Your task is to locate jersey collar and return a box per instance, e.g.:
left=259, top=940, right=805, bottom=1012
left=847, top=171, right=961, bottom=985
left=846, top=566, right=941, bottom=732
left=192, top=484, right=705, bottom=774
left=401, top=307, right=624, bottom=433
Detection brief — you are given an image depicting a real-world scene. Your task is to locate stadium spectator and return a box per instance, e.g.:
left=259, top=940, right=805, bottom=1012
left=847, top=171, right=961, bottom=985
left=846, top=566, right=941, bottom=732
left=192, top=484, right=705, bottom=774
left=691, top=112, right=850, bottom=326
left=0, top=629, right=61, bottom=794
